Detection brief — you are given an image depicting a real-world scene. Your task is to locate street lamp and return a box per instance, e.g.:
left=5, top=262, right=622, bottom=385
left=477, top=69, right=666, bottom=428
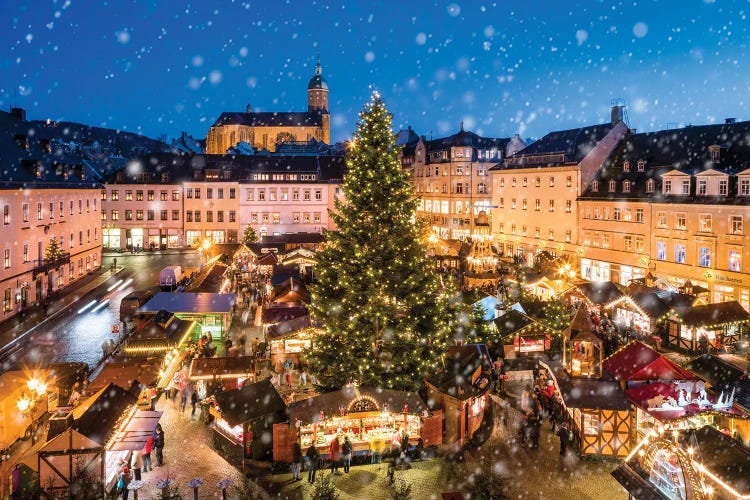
left=17, top=377, right=47, bottom=444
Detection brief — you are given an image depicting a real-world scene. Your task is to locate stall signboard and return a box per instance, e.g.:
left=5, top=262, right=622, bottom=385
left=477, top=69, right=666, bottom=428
left=111, top=324, right=120, bottom=335
left=517, top=337, right=546, bottom=353
left=270, top=340, right=285, bottom=354
left=284, top=339, right=311, bottom=353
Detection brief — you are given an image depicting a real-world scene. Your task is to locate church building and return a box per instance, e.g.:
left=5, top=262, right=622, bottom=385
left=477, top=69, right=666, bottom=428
left=206, top=57, right=330, bottom=154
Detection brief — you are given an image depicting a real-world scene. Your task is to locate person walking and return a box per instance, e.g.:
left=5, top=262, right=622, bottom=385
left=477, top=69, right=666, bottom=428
left=190, top=390, right=199, bottom=420
left=306, top=443, right=319, bottom=483
left=329, top=435, right=341, bottom=474
left=291, top=441, right=302, bottom=481
left=342, top=435, right=353, bottom=473
left=141, top=436, right=153, bottom=472
left=153, top=424, right=165, bottom=466
left=118, top=466, right=132, bottom=500
left=131, top=450, right=143, bottom=481
left=556, top=422, right=571, bottom=456
left=529, top=414, right=541, bottom=450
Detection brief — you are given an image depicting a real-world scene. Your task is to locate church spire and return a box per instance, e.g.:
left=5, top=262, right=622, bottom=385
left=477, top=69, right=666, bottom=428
left=315, top=51, right=322, bottom=76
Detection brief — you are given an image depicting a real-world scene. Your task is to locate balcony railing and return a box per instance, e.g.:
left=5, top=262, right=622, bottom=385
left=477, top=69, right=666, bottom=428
left=32, top=252, right=71, bottom=280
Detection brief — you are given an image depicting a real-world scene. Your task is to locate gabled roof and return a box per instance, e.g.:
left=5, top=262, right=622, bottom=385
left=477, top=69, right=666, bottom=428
left=493, top=309, right=535, bottom=337
left=576, top=281, right=624, bottom=305
left=126, top=311, right=195, bottom=348
left=270, top=278, right=310, bottom=304
left=685, top=425, right=750, bottom=496
left=266, top=315, right=312, bottom=339
left=73, top=383, right=137, bottom=445
left=604, top=342, right=699, bottom=382
left=426, top=344, right=493, bottom=400
left=568, top=306, right=602, bottom=343
left=213, top=379, right=286, bottom=427
left=499, top=123, right=613, bottom=169
left=262, top=303, right=307, bottom=324
left=676, top=301, right=750, bottom=328
left=425, top=128, right=510, bottom=152
left=685, top=355, right=746, bottom=390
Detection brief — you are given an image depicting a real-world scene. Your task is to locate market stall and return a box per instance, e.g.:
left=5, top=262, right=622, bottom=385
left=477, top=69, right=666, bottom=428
left=122, top=310, right=197, bottom=356
left=563, top=307, right=604, bottom=378
left=603, top=341, right=699, bottom=390
left=274, top=386, right=441, bottom=463
left=669, top=301, right=750, bottom=353
left=493, top=309, right=551, bottom=358
left=208, top=379, right=287, bottom=465
left=267, top=322, right=317, bottom=367
left=568, top=281, right=624, bottom=312
left=38, top=383, right=162, bottom=496
left=612, top=425, right=750, bottom=500
left=137, top=292, right=236, bottom=342
left=188, top=356, right=257, bottom=394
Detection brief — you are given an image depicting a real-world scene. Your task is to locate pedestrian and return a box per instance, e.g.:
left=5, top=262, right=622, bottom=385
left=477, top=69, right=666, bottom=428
left=299, top=366, right=308, bottom=387
left=251, top=337, right=259, bottom=358
left=517, top=411, right=527, bottom=445
left=131, top=448, right=143, bottom=481
left=113, top=257, right=118, bottom=270
left=180, top=389, right=188, bottom=413
left=284, top=357, right=294, bottom=386
left=153, top=423, right=165, bottom=466
left=118, top=466, right=132, bottom=500
left=557, top=422, right=571, bottom=456
left=141, top=436, right=153, bottom=472
left=529, top=414, right=541, bottom=449
left=190, top=390, right=199, bottom=419
left=102, top=340, right=109, bottom=358
left=306, top=443, right=319, bottom=483
left=291, top=441, right=303, bottom=481
left=330, top=435, right=341, bottom=474
left=342, top=435, right=353, bottom=473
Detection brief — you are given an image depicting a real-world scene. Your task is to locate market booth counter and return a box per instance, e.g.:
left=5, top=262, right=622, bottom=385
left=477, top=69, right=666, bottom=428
left=493, top=309, right=551, bottom=359
left=612, top=425, right=750, bottom=500
left=189, top=356, right=257, bottom=394
left=37, top=383, right=162, bottom=496
left=274, top=386, right=441, bottom=464
left=208, top=379, right=287, bottom=467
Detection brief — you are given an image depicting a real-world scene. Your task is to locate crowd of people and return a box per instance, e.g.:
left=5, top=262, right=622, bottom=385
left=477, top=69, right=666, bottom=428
left=115, top=423, right=165, bottom=499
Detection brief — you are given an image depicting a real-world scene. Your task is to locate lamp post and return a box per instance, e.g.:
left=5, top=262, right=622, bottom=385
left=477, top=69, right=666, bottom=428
left=188, top=478, right=203, bottom=500
left=128, top=480, right=143, bottom=500
left=217, top=479, right=232, bottom=500
left=17, top=377, right=47, bottom=445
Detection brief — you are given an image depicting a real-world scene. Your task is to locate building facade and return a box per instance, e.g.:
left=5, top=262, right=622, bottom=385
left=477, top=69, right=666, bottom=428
left=205, top=58, right=330, bottom=154
left=404, top=126, right=524, bottom=240
left=491, top=111, right=628, bottom=267
left=579, top=119, right=750, bottom=310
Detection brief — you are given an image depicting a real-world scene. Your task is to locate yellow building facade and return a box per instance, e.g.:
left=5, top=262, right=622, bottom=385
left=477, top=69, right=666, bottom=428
left=206, top=59, right=330, bottom=154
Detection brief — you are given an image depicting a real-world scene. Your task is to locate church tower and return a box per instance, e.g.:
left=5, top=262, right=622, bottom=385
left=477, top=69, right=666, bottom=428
left=307, top=55, right=329, bottom=113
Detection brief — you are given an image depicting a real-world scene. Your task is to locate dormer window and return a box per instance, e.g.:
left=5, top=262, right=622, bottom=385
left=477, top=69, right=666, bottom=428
left=698, top=179, right=707, bottom=195
left=740, top=179, right=750, bottom=196
left=608, top=179, right=616, bottom=192
left=682, top=179, right=690, bottom=195
left=637, top=160, right=645, bottom=172
left=623, top=180, right=631, bottom=193
left=646, top=179, right=655, bottom=193
left=623, top=160, right=630, bottom=172
left=719, top=179, right=728, bottom=196
left=664, top=179, right=672, bottom=193
left=591, top=181, right=599, bottom=192
left=710, top=145, right=720, bottom=162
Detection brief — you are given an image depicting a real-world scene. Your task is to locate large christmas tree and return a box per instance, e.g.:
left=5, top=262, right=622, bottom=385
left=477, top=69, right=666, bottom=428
left=307, top=94, right=454, bottom=392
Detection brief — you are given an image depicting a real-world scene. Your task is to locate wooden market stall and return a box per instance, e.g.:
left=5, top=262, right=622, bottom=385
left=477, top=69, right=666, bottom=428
left=425, top=345, right=493, bottom=446
left=493, top=309, right=551, bottom=359
left=188, top=356, right=257, bottom=394
left=563, top=307, right=604, bottom=378
left=669, top=301, right=750, bottom=353
left=603, top=341, right=699, bottom=390
left=266, top=320, right=317, bottom=367
left=612, top=425, right=750, bottom=500
left=137, top=292, right=236, bottom=342
left=208, top=379, right=287, bottom=465
left=38, top=383, right=162, bottom=496
left=274, top=386, right=441, bottom=464
left=568, top=280, right=624, bottom=312
left=0, top=371, right=49, bottom=451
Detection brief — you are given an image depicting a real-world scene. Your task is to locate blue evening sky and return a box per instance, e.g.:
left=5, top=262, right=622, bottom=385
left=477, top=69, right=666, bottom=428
left=1, top=0, right=748, bottom=144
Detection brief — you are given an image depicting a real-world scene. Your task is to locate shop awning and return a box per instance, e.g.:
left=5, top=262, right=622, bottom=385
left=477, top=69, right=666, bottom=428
left=603, top=341, right=699, bottom=382
left=108, top=410, right=163, bottom=451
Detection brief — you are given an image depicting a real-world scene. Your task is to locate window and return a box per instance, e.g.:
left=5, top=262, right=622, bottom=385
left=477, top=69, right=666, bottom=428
left=535, top=177, right=540, bottom=187
left=676, top=213, right=686, bottom=230
left=315, top=190, right=322, bottom=201
left=741, top=179, right=750, bottom=196
left=732, top=216, right=743, bottom=234
left=729, top=250, right=742, bottom=272
left=273, top=213, right=280, bottom=224
left=194, top=188, right=201, bottom=199
left=500, top=178, right=505, bottom=188
left=613, top=208, right=621, bottom=221
left=623, top=160, right=630, bottom=172
left=566, top=200, right=572, bottom=213
left=304, top=190, right=311, bottom=201
left=186, top=211, right=193, bottom=222
left=549, top=200, right=554, bottom=212
left=246, top=189, right=254, bottom=201
left=22, top=204, right=28, bottom=223
left=602, top=234, right=610, bottom=248
left=646, top=179, right=655, bottom=193
left=292, top=190, right=299, bottom=201
left=186, top=188, right=193, bottom=199
left=637, top=160, right=645, bottom=172
left=206, top=211, right=213, bottom=223
left=3, top=289, right=10, bottom=313
left=623, top=180, right=631, bottom=193
left=217, top=188, right=224, bottom=199
left=591, top=181, right=599, bottom=192
left=698, top=179, right=707, bottom=195
left=635, top=236, right=644, bottom=252
left=229, top=188, right=236, bottom=199
left=609, top=180, right=616, bottom=192
left=624, top=236, right=632, bottom=251
left=217, top=211, right=224, bottom=223
left=511, top=224, right=516, bottom=234
left=657, top=212, right=667, bottom=228
left=699, top=214, right=712, bottom=232
left=293, top=212, right=300, bottom=224
left=512, top=178, right=516, bottom=187
left=258, top=190, right=266, bottom=201
left=101, top=211, right=107, bottom=221
left=37, top=203, right=42, bottom=221
left=4, top=249, right=9, bottom=268
left=302, top=213, right=309, bottom=224
left=522, top=225, right=528, bottom=236
left=664, top=179, right=672, bottom=194
left=636, top=208, right=644, bottom=223
left=656, top=242, right=667, bottom=261
left=534, top=227, right=540, bottom=238
left=125, top=190, right=133, bottom=201
left=207, top=188, right=213, bottom=199
left=711, top=147, right=721, bottom=162
left=523, top=177, right=528, bottom=187
left=111, top=210, right=119, bottom=221
left=511, top=199, right=517, bottom=209
left=499, top=198, right=504, bottom=209
left=161, top=210, right=168, bottom=221
left=566, top=176, right=572, bottom=187
left=548, top=229, right=554, bottom=240
left=477, top=183, right=487, bottom=194
left=681, top=180, right=690, bottom=195
left=23, top=243, right=28, bottom=263
left=699, top=247, right=711, bottom=267
left=535, top=199, right=541, bottom=211
left=2, top=205, right=8, bottom=225
left=566, top=230, right=572, bottom=243
left=111, top=190, right=119, bottom=201
left=717, top=179, right=728, bottom=195
left=675, top=244, right=686, bottom=264
left=522, top=199, right=528, bottom=210
left=229, top=211, right=236, bottom=223
left=136, top=209, right=143, bottom=220
left=549, top=177, right=555, bottom=187
left=172, top=210, right=179, bottom=221
left=125, top=210, right=132, bottom=221
left=172, top=190, right=179, bottom=201
left=194, top=211, right=201, bottom=222
left=136, top=190, right=144, bottom=201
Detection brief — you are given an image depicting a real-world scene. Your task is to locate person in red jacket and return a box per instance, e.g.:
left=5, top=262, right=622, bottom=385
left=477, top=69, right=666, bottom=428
left=329, top=435, right=341, bottom=474
left=141, top=436, right=153, bottom=472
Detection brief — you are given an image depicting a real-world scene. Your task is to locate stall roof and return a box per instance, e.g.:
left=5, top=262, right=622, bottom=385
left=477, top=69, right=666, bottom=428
left=567, top=306, right=602, bottom=343
left=603, top=341, right=699, bottom=382
left=126, top=311, right=195, bottom=347
left=686, top=425, right=750, bottom=496
left=288, top=386, right=428, bottom=425
left=73, top=383, right=137, bottom=445
left=426, top=345, right=493, bottom=401
left=213, top=379, right=286, bottom=427
left=88, top=361, right=161, bottom=393
left=733, top=378, right=750, bottom=413
left=550, top=364, right=631, bottom=410
left=676, top=301, right=750, bottom=328
left=493, top=310, right=536, bottom=337
left=185, top=261, right=229, bottom=293
left=270, top=277, right=310, bottom=304
left=473, top=295, right=498, bottom=321
left=576, top=281, right=624, bottom=306
left=685, top=355, right=747, bottom=390
left=138, top=292, right=236, bottom=314
left=610, top=463, right=673, bottom=500
left=262, top=303, right=308, bottom=324
left=189, top=356, right=256, bottom=379
left=109, top=410, right=163, bottom=451
left=266, top=315, right=312, bottom=339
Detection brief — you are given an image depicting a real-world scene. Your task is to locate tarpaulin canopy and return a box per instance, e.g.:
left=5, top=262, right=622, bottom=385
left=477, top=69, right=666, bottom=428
left=108, top=410, right=163, bottom=451
left=603, top=341, right=699, bottom=382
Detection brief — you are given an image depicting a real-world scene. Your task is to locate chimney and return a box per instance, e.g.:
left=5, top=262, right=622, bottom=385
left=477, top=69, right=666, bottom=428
left=726, top=117, right=736, bottom=124
left=10, top=107, right=26, bottom=121
left=611, top=105, right=624, bottom=125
